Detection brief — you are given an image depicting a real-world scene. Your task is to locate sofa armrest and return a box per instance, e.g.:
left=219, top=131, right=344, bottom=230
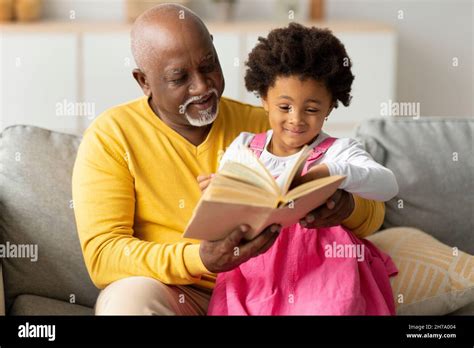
left=0, top=263, right=5, bottom=315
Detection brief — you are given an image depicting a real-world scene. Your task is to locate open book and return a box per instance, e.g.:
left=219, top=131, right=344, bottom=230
left=183, top=145, right=345, bottom=241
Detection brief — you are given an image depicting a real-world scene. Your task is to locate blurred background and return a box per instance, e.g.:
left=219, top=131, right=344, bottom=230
left=0, top=0, right=472, bottom=137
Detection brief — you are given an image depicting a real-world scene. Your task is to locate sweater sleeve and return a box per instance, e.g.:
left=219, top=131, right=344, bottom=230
left=72, top=129, right=209, bottom=289
left=341, top=195, right=385, bottom=238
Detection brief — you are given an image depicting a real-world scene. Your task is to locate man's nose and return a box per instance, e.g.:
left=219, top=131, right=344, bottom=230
left=189, top=73, right=210, bottom=96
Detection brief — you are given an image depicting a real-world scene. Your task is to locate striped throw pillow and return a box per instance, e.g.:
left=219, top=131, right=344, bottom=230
left=367, top=227, right=474, bottom=315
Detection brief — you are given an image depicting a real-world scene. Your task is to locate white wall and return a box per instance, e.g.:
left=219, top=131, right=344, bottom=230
left=190, top=0, right=309, bottom=21
left=326, top=0, right=473, bottom=117
left=42, top=0, right=125, bottom=21
left=42, top=0, right=310, bottom=21
left=38, top=0, right=474, bottom=118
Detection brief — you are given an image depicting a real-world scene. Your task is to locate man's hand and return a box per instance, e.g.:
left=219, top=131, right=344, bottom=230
left=197, top=174, right=215, bottom=192
left=299, top=189, right=355, bottom=229
left=199, top=224, right=281, bottom=273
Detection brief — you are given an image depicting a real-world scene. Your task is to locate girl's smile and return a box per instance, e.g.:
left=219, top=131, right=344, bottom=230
left=283, top=127, right=308, bottom=136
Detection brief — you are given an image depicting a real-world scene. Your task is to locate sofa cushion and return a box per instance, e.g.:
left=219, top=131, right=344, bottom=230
left=9, top=294, right=93, bottom=315
left=449, top=300, right=474, bottom=315
left=368, top=227, right=474, bottom=315
left=0, top=125, right=100, bottom=311
left=356, top=117, right=474, bottom=254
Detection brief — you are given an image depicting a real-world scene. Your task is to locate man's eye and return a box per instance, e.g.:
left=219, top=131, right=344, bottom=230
left=171, top=76, right=187, bottom=84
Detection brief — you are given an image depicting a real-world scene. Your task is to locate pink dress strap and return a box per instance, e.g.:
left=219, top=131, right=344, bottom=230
left=248, top=132, right=268, bottom=158
left=302, top=137, right=337, bottom=175
left=249, top=133, right=337, bottom=167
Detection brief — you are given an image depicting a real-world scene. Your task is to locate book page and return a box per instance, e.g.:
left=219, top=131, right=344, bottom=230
left=265, top=176, right=345, bottom=227
left=277, top=145, right=312, bottom=195
left=184, top=176, right=345, bottom=241
left=220, top=146, right=279, bottom=195
left=285, top=175, right=345, bottom=203
left=219, top=162, right=276, bottom=194
left=203, top=175, right=276, bottom=207
left=274, top=154, right=301, bottom=190
left=183, top=200, right=274, bottom=241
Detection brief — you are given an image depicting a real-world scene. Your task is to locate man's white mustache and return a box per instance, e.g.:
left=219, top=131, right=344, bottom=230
left=182, top=88, right=218, bottom=110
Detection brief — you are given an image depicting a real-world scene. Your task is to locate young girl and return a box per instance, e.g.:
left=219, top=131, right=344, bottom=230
left=201, top=23, right=399, bottom=315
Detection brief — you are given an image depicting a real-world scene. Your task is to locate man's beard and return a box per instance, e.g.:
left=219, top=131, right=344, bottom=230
left=182, top=88, right=219, bottom=127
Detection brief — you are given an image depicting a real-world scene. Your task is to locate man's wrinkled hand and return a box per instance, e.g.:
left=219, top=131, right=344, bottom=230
left=299, top=189, right=355, bottom=229
left=199, top=224, right=281, bottom=273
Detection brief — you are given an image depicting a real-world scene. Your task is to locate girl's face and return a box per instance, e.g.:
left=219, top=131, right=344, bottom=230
left=262, top=76, right=334, bottom=156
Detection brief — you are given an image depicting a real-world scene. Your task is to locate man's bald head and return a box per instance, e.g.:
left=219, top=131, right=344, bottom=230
left=131, top=3, right=211, bottom=72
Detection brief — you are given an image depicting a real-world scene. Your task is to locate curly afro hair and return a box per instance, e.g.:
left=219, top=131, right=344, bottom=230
left=244, top=23, right=354, bottom=108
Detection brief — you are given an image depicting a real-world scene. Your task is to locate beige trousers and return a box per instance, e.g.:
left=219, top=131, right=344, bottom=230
left=95, top=276, right=212, bottom=315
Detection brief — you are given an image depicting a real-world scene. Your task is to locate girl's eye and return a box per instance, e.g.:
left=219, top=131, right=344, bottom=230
left=307, top=109, right=319, bottom=113
left=278, top=105, right=291, bottom=112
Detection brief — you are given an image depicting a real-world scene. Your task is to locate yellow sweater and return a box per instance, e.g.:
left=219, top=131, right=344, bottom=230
left=72, top=96, right=385, bottom=289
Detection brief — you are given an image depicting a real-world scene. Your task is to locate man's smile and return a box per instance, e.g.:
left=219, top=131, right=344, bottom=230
left=189, top=93, right=216, bottom=111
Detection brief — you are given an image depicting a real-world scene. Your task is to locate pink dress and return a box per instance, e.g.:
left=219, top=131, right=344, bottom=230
left=207, top=133, right=398, bottom=315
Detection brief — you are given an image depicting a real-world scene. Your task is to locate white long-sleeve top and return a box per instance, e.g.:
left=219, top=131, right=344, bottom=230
left=218, top=130, right=398, bottom=202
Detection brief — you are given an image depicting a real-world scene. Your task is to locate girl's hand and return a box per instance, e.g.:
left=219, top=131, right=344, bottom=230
left=197, top=174, right=215, bottom=192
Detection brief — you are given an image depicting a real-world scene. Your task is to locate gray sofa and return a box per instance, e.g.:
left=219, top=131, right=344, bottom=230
left=0, top=117, right=472, bottom=315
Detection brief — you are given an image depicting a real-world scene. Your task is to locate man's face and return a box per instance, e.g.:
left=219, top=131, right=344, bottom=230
left=135, top=27, right=225, bottom=128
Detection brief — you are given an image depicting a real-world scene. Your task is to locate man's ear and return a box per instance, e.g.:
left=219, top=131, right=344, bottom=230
left=133, top=68, right=151, bottom=97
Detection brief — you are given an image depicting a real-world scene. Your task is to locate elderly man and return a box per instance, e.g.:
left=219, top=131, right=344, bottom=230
left=72, top=4, right=385, bottom=315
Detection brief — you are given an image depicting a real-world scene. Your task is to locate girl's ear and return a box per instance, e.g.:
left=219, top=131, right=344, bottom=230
left=326, top=101, right=336, bottom=117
